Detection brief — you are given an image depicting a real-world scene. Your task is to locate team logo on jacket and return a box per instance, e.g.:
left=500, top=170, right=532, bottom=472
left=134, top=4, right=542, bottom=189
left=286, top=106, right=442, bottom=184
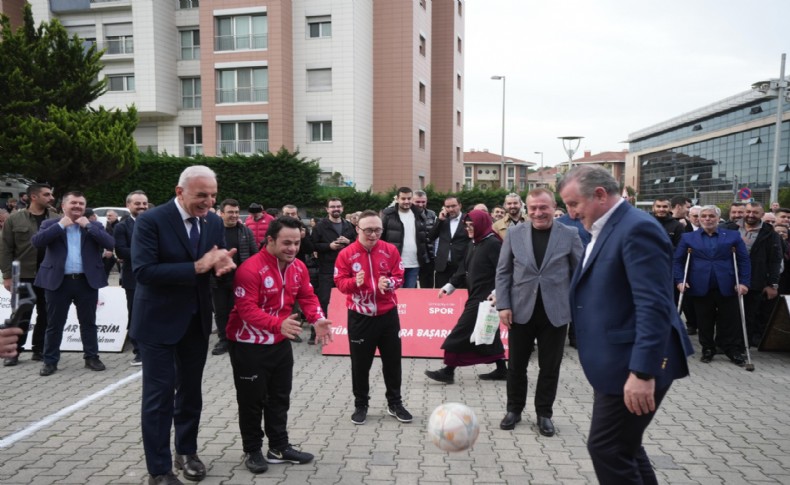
left=235, top=287, right=245, bottom=297
left=264, top=276, right=274, bottom=288
left=352, top=262, right=362, bottom=272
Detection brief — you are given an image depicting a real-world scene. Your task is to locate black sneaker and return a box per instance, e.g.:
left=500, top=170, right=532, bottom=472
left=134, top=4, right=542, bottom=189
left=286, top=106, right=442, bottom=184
left=701, top=348, right=715, bottom=364
left=351, top=406, right=367, bottom=425
left=387, top=404, right=413, bottom=423
left=84, top=357, right=106, bottom=371
left=425, top=368, right=454, bottom=384
left=211, top=341, right=228, bottom=355
left=728, top=352, right=746, bottom=367
left=244, top=450, right=268, bottom=474
left=130, top=355, right=142, bottom=366
left=3, top=356, right=19, bottom=367
left=266, top=444, right=314, bottom=464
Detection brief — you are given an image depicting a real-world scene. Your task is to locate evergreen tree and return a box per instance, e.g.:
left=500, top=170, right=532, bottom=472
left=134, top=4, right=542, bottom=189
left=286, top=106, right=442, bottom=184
left=0, top=4, right=138, bottom=191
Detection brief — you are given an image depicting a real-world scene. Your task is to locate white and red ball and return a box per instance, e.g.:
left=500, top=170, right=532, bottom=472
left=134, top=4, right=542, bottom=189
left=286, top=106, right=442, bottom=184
left=427, top=402, right=480, bottom=452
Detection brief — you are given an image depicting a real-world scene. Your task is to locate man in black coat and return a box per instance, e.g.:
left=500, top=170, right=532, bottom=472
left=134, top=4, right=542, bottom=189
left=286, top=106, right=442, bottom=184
left=429, top=196, right=470, bottom=288
left=652, top=197, right=683, bottom=248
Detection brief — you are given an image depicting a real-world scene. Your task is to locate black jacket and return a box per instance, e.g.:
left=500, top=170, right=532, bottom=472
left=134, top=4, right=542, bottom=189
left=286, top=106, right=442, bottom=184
left=655, top=214, right=684, bottom=248
left=311, top=217, right=357, bottom=274
left=429, top=213, right=471, bottom=272
left=744, top=224, right=783, bottom=290
left=380, top=205, right=429, bottom=264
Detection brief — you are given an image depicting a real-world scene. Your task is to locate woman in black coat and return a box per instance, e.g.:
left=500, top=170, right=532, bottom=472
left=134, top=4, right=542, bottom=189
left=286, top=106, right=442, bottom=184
left=425, top=209, right=507, bottom=384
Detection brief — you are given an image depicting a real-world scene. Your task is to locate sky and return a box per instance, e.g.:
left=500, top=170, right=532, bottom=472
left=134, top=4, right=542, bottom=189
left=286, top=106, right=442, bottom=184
left=463, top=0, right=790, bottom=168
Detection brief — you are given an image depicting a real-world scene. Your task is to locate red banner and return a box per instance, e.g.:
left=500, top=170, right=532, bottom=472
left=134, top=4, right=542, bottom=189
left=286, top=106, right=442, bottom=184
left=322, top=288, right=510, bottom=358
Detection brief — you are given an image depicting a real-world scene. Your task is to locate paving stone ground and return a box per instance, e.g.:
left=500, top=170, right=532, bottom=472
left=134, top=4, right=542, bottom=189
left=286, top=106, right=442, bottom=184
left=2, top=281, right=789, bottom=484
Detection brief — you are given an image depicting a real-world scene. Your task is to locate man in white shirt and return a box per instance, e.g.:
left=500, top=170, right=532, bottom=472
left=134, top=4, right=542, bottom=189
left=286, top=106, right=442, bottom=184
left=380, top=187, right=428, bottom=288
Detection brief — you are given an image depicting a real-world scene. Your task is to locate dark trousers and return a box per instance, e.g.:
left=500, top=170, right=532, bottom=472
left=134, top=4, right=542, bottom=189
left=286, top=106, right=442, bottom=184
left=419, top=260, right=435, bottom=288
left=348, top=308, right=403, bottom=408
left=434, top=263, right=459, bottom=289
left=676, top=288, right=698, bottom=329
left=587, top=386, right=669, bottom=485
left=316, top=272, right=335, bottom=315
left=693, top=289, right=743, bottom=354
left=744, top=290, right=776, bottom=345
left=228, top=339, right=293, bottom=452
left=17, top=278, right=48, bottom=354
left=211, top=282, right=234, bottom=342
left=138, top=316, right=208, bottom=475
left=43, top=277, right=99, bottom=365
left=124, top=287, right=138, bottom=355
left=506, top=301, right=567, bottom=417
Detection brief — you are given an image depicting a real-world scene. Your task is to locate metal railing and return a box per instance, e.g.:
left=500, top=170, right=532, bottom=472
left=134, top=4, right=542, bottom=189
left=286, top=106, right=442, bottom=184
left=214, top=34, right=267, bottom=51
left=176, top=0, right=199, bottom=8
left=104, top=37, right=134, bottom=55
left=217, top=140, right=269, bottom=155
left=216, top=87, right=268, bottom=104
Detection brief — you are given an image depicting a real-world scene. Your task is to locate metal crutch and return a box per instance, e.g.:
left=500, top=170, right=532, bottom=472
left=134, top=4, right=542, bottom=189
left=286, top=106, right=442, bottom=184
left=732, top=247, right=755, bottom=372
left=677, top=248, right=692, bottom=314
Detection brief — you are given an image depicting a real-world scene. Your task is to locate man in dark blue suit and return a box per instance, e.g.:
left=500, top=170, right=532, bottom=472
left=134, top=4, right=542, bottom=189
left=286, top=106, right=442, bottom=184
left=32, top=191, right=115, bottom=377
left=131, top=166, right=237, bottom=485
left=113, top=190, right=149, bottom=366
left=559, top=166, right=693, bottom=485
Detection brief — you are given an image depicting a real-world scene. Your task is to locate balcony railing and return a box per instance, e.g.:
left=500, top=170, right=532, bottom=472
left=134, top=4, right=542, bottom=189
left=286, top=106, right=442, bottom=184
left=177, top=0, right=199, bottom=8
left=104, top=37, right=134, bottom=55
left=215, top=34, right=267, bottom=51
left=217, top=140, right=269, bottom=155
left=184, top=145, right=203, bottom=157
left=216, top=87, right=268, bottom=104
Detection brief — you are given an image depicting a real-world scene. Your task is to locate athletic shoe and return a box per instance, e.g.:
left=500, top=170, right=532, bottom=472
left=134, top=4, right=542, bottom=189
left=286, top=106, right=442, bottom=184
left=130, top=355, right=142, bottom=366
left=244, top=450, right=268, bottom=474
left=351, top=406, right=368, bottom=425
left=266, top=444, right=314, bottom=464
left=387, top=404, right=413, bottom=423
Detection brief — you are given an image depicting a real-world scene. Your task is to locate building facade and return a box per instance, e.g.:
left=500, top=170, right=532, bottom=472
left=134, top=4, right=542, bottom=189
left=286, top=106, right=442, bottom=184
left=0, top=0, right=26, bottom=28
left=462, top=149, right=534, bottom=191
left=32, top=0, right=465, bottom=192
left=626, top=87, right=790, bottom=206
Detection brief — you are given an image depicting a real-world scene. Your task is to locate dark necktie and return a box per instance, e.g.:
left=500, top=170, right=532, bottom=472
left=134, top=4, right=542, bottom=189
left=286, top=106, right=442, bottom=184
left=188, top=217, right=200, bottom=257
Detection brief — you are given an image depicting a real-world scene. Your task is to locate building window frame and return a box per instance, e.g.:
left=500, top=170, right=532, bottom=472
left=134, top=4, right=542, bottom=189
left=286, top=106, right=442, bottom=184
left=177, top=0, right=199, bottom=9
left=107, top=74, right=135, bottom=92
left=217, top=121, right=269, bottom=155
left=309, top=121, right=333, bottom=142
left=181, top=77, right=201, bottom=109
left=216, top=67, right=268, bottom=104
left=180, top=29, right=200, bottom=60
left=215, top=14, right=268, bottom=51
left=306, top=68, right=332, bottom=92
left=183, top=126, right=203, bottom=156
left=307, top=16, right=331, bottom=38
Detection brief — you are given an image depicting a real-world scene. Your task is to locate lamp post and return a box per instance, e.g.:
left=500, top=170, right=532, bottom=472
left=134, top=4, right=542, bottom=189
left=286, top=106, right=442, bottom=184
left=492, top=75, right=506, bottom=189
left=751, top=53, right=788, bottom=205
left=558, top=136, right=584, bottom=172
left=534, top=151, right=544, bottom=188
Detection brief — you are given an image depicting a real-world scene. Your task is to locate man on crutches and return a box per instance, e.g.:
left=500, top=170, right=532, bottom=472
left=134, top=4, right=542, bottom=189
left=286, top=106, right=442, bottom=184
left=673, top=205, right=751, bottom=366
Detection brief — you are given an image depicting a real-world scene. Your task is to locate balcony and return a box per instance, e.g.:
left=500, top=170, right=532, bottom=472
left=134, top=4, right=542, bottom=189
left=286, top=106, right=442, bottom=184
left=215, top=34, right=268, bottom=52
left=103, top=37, right=134, bottom=55
left=177, top=0, right=199, bottom=8
left=216, top=87, right=268, bottom=104
left=184, top=145, right=203, bottom=157
left=217, top=140, right=269, bottom=155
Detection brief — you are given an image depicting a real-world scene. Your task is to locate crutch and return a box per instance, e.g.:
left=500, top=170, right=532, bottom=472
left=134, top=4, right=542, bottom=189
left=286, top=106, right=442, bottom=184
left=732, top=247, right=755, bottom=371
left=677, top=248, right=692, bottom=314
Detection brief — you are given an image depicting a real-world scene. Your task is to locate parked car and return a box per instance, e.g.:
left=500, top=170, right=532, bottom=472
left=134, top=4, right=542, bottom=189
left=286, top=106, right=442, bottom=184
left=92, top=206, right=130, bottom=227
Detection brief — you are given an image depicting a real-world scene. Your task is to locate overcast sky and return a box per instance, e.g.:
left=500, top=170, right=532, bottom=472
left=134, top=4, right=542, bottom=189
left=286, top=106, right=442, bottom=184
left=463, top=0, right=790, bottom=167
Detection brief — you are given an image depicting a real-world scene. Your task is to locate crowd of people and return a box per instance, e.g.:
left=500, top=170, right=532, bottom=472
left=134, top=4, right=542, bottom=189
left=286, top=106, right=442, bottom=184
left=2, top=164, right=772, bottom=485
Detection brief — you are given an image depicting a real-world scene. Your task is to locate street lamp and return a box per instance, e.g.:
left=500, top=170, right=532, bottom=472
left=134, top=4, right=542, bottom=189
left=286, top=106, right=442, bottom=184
left=492, top=75, right=506, bottom=189
left=558, top=136, right=584, bottom=172
left=534, top=151, right=544, bottom=188
left=751, top=53, right=788, bottom=205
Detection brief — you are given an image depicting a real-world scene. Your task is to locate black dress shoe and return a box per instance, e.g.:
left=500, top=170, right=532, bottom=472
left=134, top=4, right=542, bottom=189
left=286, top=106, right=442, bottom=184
left=728, top=352, right=746, bottom=367
left=148, top=471, right=184, bottom=485
left=425, top=368, right=454, bottom=384
left=40, top=363, right=57, bottom=376
left=479, top=369, right=507, bottom=381
left=700, top=348, right=715, bottom=364
left=499, top=412, right=521, bottom=430
left=537, top=416, right=556, bottom=437
left=3, top=355, right=19, bottom=366
left=84, top=357, right=106, bottom=371
left=211, top=341, right=228, bottom=355
left=31, top=351, right=43, bottom=362
left=174, top=454, right=206, bottom=482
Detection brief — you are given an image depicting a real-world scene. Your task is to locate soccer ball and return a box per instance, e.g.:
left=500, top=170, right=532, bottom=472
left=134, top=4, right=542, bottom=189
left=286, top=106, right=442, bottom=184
left=427, top=402, right=480, bottom=452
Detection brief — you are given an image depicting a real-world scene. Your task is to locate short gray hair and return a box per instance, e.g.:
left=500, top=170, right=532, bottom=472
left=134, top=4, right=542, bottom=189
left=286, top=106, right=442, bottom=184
left=178, top=165, right=216, bottom=188
left=414, top=190, right=427, bottom=198
left=700, top=205, right=721, bottom=219
left=504, top=192, right=522, bottom=205
left=558, top=165, right=619, bottom=198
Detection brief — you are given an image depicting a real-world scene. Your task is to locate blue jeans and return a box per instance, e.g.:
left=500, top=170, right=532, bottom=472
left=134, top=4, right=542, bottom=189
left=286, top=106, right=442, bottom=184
left=402, top=267, right=420, bottom=288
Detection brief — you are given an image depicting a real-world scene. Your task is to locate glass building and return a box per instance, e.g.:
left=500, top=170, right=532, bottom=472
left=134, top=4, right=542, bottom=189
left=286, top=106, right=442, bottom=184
left=626, top=87, right=790, bottom=205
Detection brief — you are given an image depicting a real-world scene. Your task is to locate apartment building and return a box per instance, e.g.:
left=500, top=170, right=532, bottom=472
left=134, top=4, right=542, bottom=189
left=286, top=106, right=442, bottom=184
left=30, top=0, right=464, bottom=192
left=0, top=0, right=26, bottom=28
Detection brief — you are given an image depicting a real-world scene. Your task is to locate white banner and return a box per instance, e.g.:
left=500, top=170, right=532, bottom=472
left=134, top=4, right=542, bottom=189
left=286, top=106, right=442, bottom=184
left=0, top=286, right=128, bottom=353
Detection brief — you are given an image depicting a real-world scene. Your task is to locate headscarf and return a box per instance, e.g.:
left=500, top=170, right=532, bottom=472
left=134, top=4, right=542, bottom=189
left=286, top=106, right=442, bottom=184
left=465, top=209, right=501, bottom=244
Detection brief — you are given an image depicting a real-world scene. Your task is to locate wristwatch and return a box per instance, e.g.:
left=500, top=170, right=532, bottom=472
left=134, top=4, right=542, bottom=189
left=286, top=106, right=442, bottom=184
left=631, top=371, right=654, bottom=381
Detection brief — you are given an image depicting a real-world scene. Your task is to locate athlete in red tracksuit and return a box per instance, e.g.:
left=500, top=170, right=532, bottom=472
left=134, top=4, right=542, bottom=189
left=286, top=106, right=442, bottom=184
left=334, top=210, right=413, bottom=425
left=226, top=217, right=332, bottom=474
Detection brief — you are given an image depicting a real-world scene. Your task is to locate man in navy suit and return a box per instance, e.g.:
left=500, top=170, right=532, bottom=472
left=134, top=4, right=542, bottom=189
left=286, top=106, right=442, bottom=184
left=113, top=189, right=149, bottom=366
left=559, top=166, right=693, bottom=485
left=429, top=196, right=471, bottom=288
left=131, top=166, right=237, bottom=485
left=32, top=191, right=115, bottom=377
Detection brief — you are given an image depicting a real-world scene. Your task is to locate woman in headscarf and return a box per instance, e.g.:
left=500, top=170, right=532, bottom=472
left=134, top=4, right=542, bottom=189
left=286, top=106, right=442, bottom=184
left=425, top=209, right=507, bottom=384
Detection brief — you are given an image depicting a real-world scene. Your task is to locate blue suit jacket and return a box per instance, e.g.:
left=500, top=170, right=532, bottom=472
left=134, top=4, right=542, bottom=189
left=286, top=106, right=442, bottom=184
left=673, top=229, right=751, bottom=297
left=113, top=216, right=136, bottom=290
left=31, top=218, right=115, bottom=291
left=570, top=202, right=693, bottom=395
left=130, top=199, right=226, bottom=345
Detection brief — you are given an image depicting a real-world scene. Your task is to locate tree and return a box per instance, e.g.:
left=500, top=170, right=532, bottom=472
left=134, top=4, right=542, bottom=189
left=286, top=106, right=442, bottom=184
left=0, top=4, right=138, bottom=191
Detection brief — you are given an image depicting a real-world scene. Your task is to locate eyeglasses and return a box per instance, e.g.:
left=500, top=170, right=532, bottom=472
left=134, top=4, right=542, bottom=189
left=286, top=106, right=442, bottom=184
left=360, top=228, right=383, bottom=235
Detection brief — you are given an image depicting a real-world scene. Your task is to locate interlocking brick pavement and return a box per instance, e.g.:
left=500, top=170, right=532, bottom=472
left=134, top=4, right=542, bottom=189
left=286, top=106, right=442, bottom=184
left=2, top=293, right=790, bottom=484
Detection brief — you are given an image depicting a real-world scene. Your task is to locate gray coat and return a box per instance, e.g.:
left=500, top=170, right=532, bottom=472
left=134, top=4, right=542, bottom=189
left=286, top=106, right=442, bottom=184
left=495, top=221, right=583, bottom=327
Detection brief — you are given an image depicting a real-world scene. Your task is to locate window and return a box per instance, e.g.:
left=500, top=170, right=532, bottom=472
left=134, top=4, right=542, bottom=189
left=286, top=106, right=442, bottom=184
left=107, top=74, right=135, bottom=92
left=183, top=127, right=203, bottom=156
left=307, top=68, right=332, bottom=92
left=216, top=14, right=268, bottom=51
left=216, top=67, right=268, bottom=103
left=457, top=36, right=462, bottom=53
left=692, top=124, right=703, bottom=131
left=105, top=23, right=133, bottom=54
left=178, top=0, right=199, bottom=8
left=419, top=129, right=426, bottom=149
left=456, top=110, right=461, bottom=126
left=309, top=121, right=333, bottom=142
left=457, top=146, right=461, bottom=161
left=307, top=16, right=331, bottom=38
left=419, top=34, right=426, bottom=56
left=180, top=30, right=200, bottom=60
left=748, top=136, right=762, bottom=145
left=181, top=78, right=201, bottom=109
left=419, top=82, right=426, bottom=103
left=750, top=106, right=763, bottom=115
left=218, top=121, right=269, bottom=155
left=457, top=73, right=461, bottom=90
